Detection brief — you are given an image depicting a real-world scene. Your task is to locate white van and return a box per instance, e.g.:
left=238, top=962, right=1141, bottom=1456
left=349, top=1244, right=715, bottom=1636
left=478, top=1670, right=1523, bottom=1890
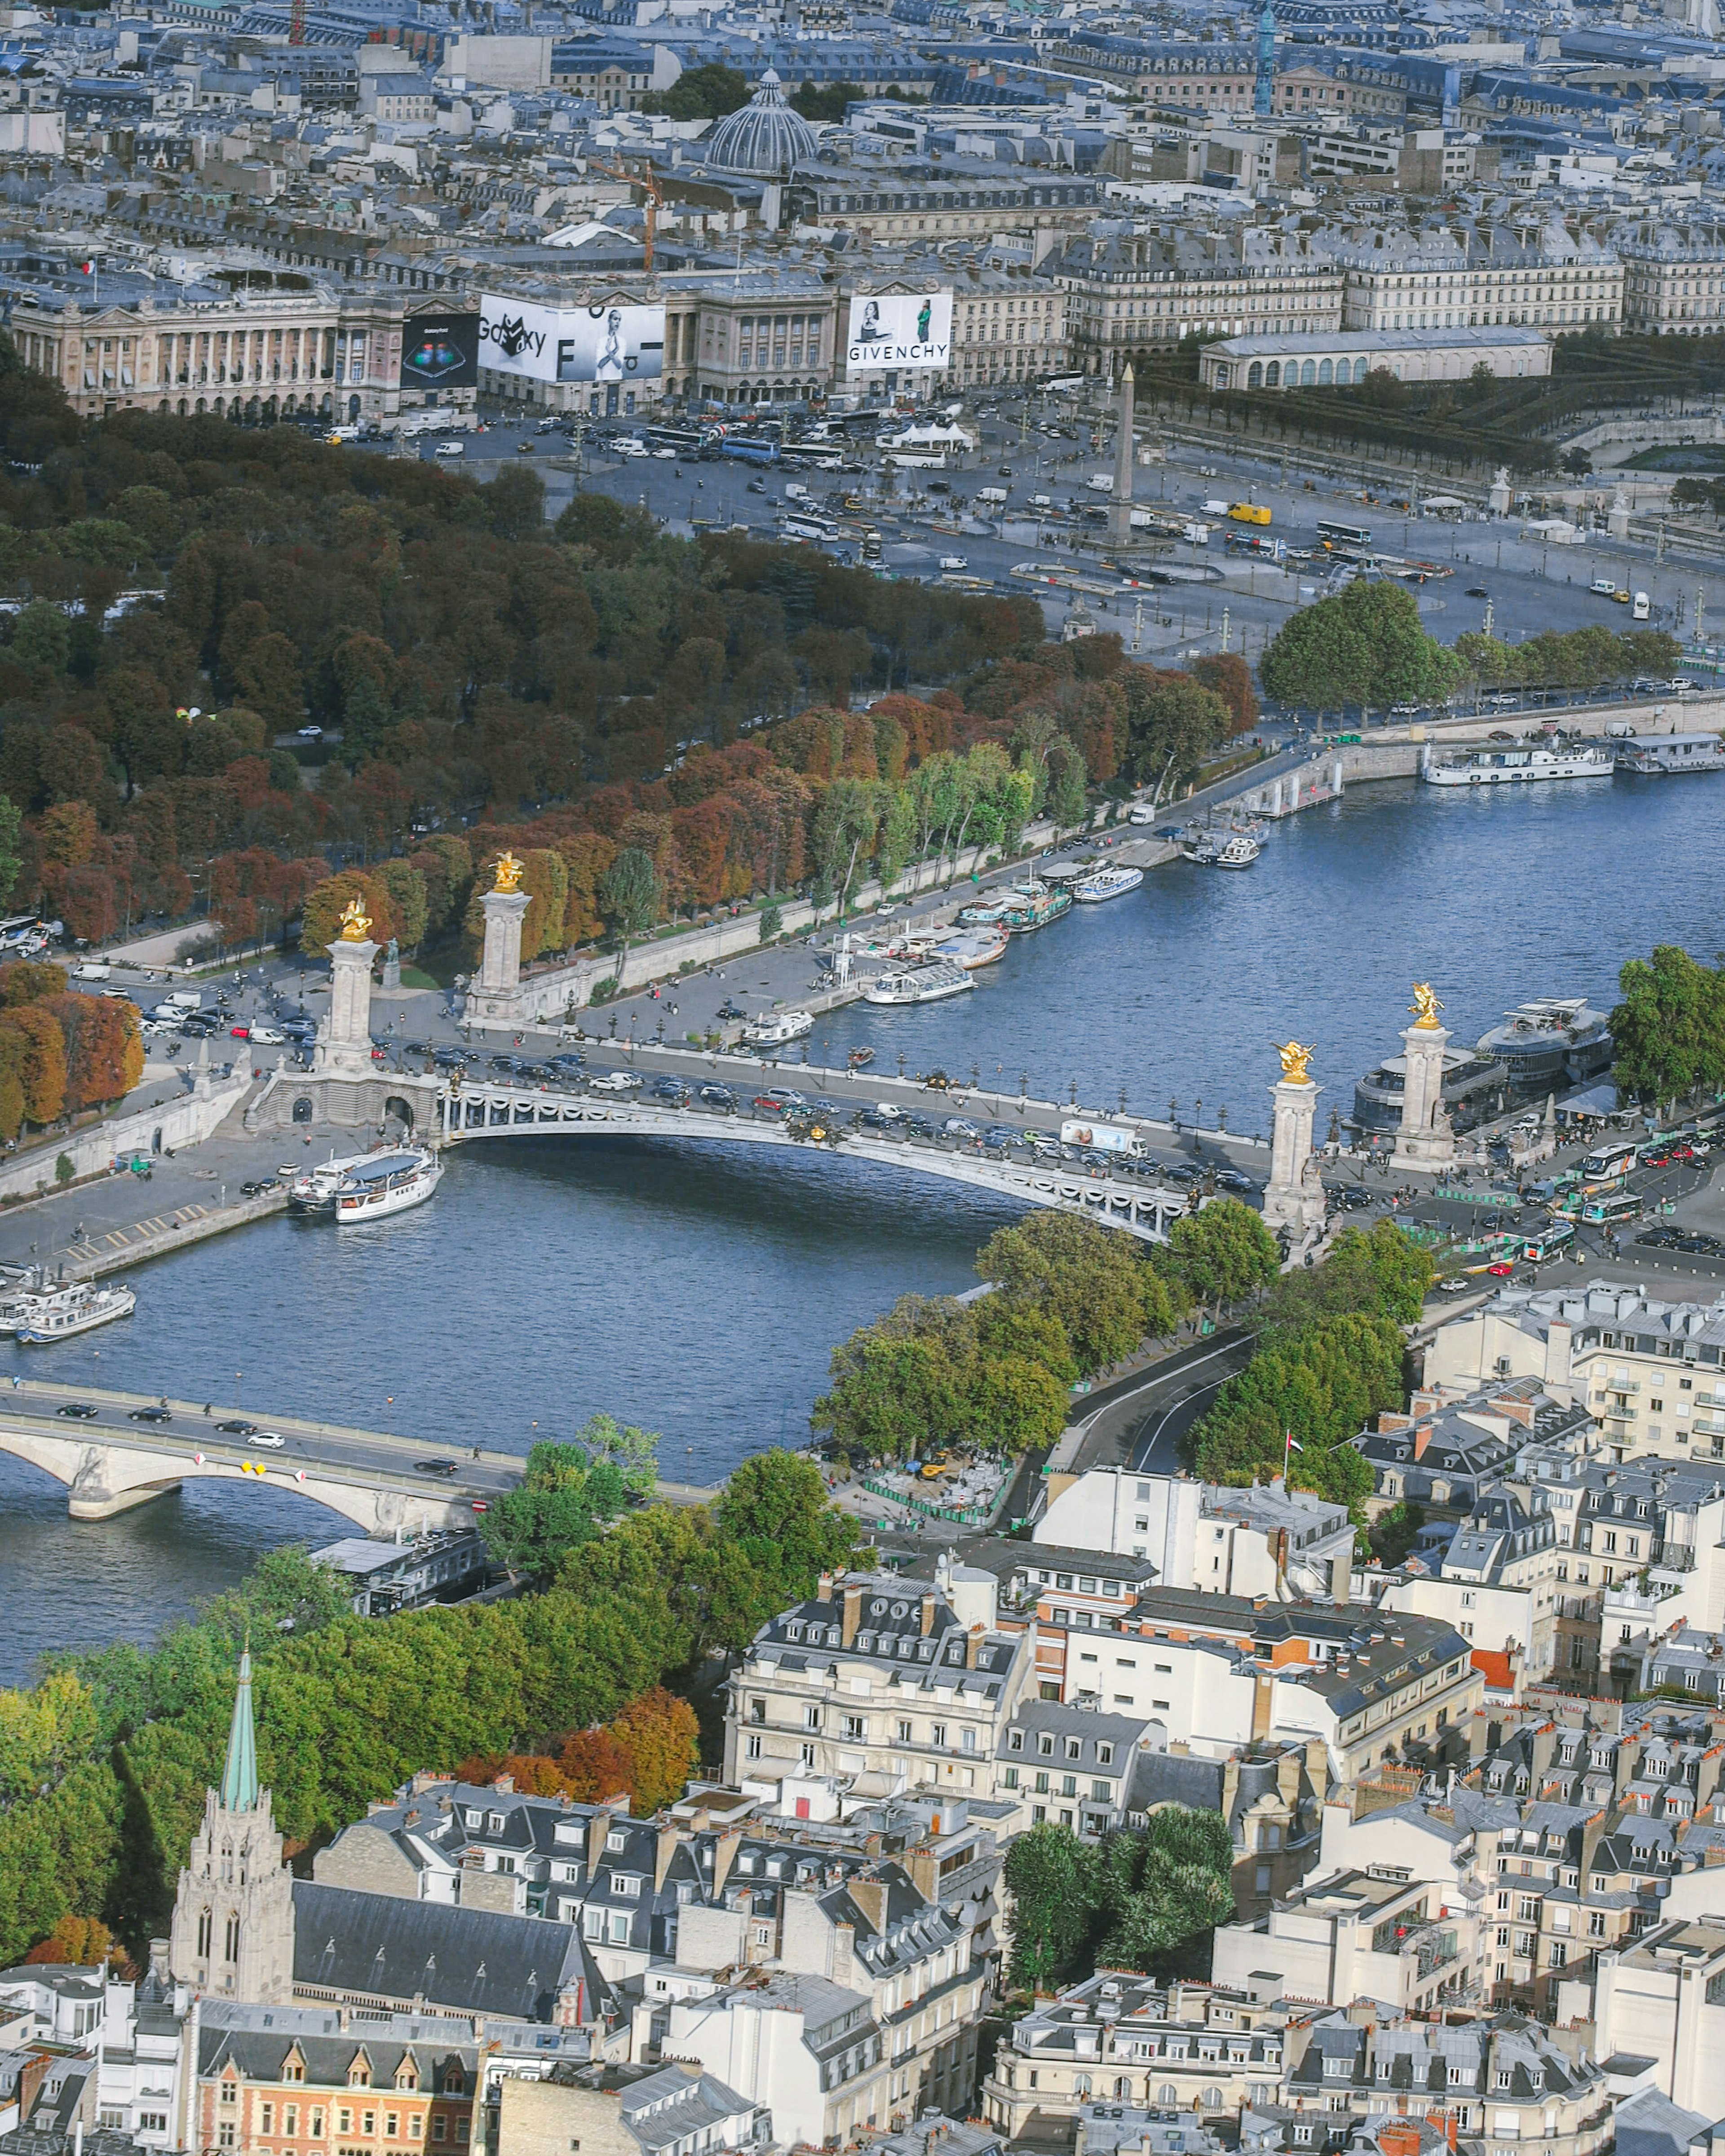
left=168, top=990, right=203, bottom=1010
left=1632, top=590, right=1651, bottom=621
left=71, top=961, right=111, bottom=981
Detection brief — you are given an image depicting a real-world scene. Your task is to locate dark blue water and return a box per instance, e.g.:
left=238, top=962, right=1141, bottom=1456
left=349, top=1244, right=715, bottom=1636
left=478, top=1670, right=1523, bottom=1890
left=0, top=771, right=1716, bottom=1683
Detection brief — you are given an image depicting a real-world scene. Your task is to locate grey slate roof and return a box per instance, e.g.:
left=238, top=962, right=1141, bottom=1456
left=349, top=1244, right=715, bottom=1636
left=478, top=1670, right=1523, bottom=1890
left=290, top=1882, right=606, bottom=2024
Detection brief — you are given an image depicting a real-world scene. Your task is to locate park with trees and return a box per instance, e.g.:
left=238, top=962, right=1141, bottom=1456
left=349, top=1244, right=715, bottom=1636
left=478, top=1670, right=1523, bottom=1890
left=0, top=340, right=1269, bottom=1010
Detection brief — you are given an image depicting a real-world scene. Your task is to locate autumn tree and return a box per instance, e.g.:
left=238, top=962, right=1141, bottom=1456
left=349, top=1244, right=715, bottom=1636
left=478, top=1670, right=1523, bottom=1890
left=298, top=870, right=394, bottom=961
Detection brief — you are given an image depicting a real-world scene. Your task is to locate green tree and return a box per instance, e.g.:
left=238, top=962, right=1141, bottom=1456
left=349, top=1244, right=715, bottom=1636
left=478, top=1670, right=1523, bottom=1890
left=1610, top=944, right=1725, bottom=1104
left=644, top=62, right=748, bottom=119
left=487, top=464, right=546, bottom=543
left=598, top=845, right=663, bottom=974
left=813, top=1296, right=975, bottom=1460
left=1260, top=580, right=1461, bottom=714
left=1161, top=1199, right=1281, bottom=1316
left=476, top=1439, right=628, bottom=1580
left=976, top=1211, right=1180, bottom=1375
left=576, top=1410, right=660, bottom=1502
left=788, top=78, right=865, bottom=121
left=715, top=1449, right=857, bottom=1597
left=758, top=901, right=783, bottom=943
left=554, top=492, right=661, bottom=567
left=1370, top=1497, right=1426, bottom=1568
left=1094, top=1806, right=1236, bottom=1970
left=1265, top=1219, right=1435, bottom=1328
left=0, top=794, right=21, bottom=906
left=1003, top=1823, right=1099, bottom=1990
left=1123, top=670, right=1229, bottom=796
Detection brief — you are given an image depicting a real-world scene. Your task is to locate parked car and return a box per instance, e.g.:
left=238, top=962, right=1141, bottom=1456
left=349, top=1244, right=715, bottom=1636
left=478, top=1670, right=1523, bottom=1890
left=588, top=1070, right=641, bottom=1093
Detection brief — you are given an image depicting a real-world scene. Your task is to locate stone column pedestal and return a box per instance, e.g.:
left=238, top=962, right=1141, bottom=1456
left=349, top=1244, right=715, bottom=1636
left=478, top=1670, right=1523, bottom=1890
left=1262, top=1077, right=1325, bottom=1238
left=314, top=936, right=378, bottom=1077
left=1391, top=1021, right=1457, bottom=1175
left=466, top=889, right=530, bottom=1028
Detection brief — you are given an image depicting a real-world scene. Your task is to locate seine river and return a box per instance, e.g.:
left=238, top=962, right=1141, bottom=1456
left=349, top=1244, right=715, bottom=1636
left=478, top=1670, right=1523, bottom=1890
left=0, top=770, right=1718, bottom=1685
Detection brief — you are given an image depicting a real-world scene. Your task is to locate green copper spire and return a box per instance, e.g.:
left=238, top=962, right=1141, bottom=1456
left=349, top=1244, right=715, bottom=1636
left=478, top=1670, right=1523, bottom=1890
left=220, top=1648, right=259, bottom=1812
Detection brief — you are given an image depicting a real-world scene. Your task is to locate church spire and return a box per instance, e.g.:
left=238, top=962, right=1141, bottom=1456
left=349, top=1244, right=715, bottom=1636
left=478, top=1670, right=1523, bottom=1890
left=220, top=1647, right=259, bottom=1812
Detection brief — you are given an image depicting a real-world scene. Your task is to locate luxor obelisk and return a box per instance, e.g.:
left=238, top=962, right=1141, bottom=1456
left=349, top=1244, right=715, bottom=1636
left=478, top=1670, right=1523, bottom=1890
left=1109, top=361, right=1137, bottom=546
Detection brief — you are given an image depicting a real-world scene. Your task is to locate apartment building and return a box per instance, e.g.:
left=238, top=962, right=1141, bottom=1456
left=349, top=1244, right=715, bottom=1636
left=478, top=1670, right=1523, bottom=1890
left=1618, top=223, right=1725, bottom=335
left=492, top=2064, right=766, bottom=2156
left=723, top=1568, right=1036, bottom=1799
left=1336, top=220, right=1621, bottom=333
left=192, top=2001, right=482, bottom=2156
left=1383, top=1490, right=1565, bottom=1680
left=666, top=1973, right=890, bottom=2150
left=1041, top=34, right=1405, bottom=120
left=1429, top=1286, right=1725, bottom=1465
left=951, top=270, right=1070, bottom=390
left=1046, top=226, right=1344, bottom=363
left=982, top=1975, right=1291, bottom=2141
left=1359, top=1381, right=1595, bottom=1517
left=1212, top=1869, right=1486, bottom=2014
left=1596, top=1918, right=1725, bottom=2116
left=1278, top=2010, right=1610, bottom=2154
left=1032, top=1470, right=1355, bottom=1603
left=784, top=163, right=1101, bottom=245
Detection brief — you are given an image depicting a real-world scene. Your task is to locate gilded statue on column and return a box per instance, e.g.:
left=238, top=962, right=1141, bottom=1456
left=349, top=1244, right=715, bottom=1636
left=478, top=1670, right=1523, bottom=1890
left=336, top=894, right=371, bottom=942
left=1410, top=983, right=1445, bottom=1030
left=1275, top=1041, right=1314, bottom=1084
left=493, top=850, right=524, bottom=894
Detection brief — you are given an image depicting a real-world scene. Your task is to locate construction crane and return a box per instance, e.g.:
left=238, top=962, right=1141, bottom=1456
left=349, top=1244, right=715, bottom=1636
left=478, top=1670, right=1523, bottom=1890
left=288, top=0, right=306, bottom=43
left=586, top=155, right=662, bottom=276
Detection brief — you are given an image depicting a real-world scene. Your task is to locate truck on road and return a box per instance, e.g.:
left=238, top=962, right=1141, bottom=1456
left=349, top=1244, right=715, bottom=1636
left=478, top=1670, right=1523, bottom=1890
left=1060, top=1119, right=1146, bottom=1157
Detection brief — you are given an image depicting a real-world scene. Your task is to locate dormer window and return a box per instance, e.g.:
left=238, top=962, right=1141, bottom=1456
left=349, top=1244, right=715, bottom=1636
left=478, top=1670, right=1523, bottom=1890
left=349, top=2063, right=371, bottom=2090
left=607, top=1831, right=626, bottom=1852
left=488, top=1812, right=505, bottom=1834
left=1008, top=1731, right=1024, bottom=1753
left=1038, top=1733, right=1055, bottom=1757
left=464, top=1810, right=484, bottom=1829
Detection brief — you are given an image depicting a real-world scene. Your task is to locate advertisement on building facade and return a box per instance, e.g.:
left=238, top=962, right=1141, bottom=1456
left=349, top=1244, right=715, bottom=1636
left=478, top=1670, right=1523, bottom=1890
left=845, top=291, right=953, bottom=373
left=478, top=296, right=665, bottom=383
left=401, top=312, right=480, bottom=391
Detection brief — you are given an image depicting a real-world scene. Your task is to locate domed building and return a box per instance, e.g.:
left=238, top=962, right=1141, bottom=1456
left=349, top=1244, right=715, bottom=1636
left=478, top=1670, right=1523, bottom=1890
left=706, top=69, right=818, bottom=177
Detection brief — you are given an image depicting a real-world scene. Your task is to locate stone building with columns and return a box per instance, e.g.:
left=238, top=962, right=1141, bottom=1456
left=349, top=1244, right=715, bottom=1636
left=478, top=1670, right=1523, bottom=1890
left=0, top=254, right=406, bottom=423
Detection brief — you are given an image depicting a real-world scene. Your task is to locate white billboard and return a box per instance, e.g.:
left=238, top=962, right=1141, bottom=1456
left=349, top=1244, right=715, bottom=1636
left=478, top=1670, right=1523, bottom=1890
left=478, top=296, right=665, bottom=384
left=846, top=291, right=952, bottom=374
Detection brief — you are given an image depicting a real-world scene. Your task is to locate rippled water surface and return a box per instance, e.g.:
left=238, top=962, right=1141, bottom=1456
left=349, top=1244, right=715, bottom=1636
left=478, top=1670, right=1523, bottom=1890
left=0, top=771, right=1716, bottom=1683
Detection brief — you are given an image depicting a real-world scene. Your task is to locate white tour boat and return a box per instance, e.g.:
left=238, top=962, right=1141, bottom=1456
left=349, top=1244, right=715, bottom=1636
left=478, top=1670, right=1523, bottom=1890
left=1212, top=831, right=1262, bottom=869
left=288, top=1149, right=371, bottom=1214
left=1072, top=864, right=1145, bottom=903
left=1423, top=742, right=1614, bottom=786
left=861, top=960, right=976, bottom=1007
left=743, top=1007, right=815, bottom=1048
left=15, top=1281, right=137, bottom=1343
left=332, top=1146, right=444, bottom=1225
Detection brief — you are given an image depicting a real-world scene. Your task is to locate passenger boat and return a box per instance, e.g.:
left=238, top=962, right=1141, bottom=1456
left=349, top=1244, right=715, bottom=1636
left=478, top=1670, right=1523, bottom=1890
left=332, top=1146, right=444, bottom=1225
left=931, top=926, right=1010, bottom=969
left=847, top=1047, right=875, bottom=1069
left=1613, top=733, right=1725, bottom=775
left=1072, top=865, right=1145, bottom=903
left=997, top=881, right=1072, bottom=932
left=288, top=1149, right=371, bottom=1215
left=14, top=1281, right=137, bottom=1343
left=954, top=896, right=1012, bottom=928
left=1212, top=831, right=1261, bottom=869
left=1424, top=742, right=1614, bottom=786
left=743, top=1008, right=814, bottom=1048
left=861, top=960, right=975, bottom=1007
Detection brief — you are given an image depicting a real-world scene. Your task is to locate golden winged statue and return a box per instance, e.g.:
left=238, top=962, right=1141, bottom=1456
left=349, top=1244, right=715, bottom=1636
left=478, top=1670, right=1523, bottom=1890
left=336, top=893, right=372, bottom=942
left=493, top=849, right=524, bottom=894
left=1275, top=1041, right=1314, bottom=1084
left=1410, top=982, right=1445, bottom=1030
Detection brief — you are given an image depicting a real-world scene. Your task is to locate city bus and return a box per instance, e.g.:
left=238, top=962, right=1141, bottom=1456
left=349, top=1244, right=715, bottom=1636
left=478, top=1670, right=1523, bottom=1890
left=1582, top=1190, right=1644, bottom=1226
left=647, top=426, right=706, bottom=455
left=1522, top=1219, right=1576, bottom=1264
left=1317, top=518, right=1374, bottom=549
left=720, top=437, right=780, bottom=467
left=1579, top=1137, right=1639, bottom=1184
